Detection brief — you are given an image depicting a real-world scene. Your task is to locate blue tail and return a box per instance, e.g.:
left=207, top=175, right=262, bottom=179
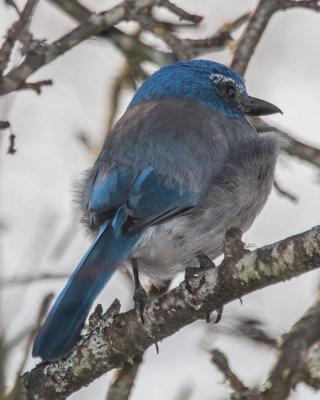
left=32, top=208, right=141, bottom=361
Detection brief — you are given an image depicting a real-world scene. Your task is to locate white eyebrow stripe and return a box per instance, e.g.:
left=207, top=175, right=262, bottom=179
left=208, top=73, right=245, bottom=90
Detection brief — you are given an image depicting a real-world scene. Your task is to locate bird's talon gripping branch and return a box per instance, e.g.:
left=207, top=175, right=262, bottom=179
left=132, top=258, right=148, bottom=324
left=214, top=307, right=224, bottom=323
left=185, top=253, right=216, bottom=293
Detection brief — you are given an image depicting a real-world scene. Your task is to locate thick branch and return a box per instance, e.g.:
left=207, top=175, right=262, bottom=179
left=14, top=225, right=320, bottom=399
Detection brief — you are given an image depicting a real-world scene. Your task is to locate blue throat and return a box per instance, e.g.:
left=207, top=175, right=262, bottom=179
left=128, top=60, right=246, bottom=120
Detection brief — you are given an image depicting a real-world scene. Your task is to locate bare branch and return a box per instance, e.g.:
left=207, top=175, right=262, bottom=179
left=0, top=272, right=69, bottom=288
left=132, top=9, right=232, bottom=60
left=106, top=355, right=143, bottom=400
left=301, top=340, right=320, bottom=390
left=20, top=79, right=52, bottom=94
left=250, top=116, right=320, bottom=170
left=48, top=0, right=175, bottom=67
left=261, top=287, right=320, bottom=399
left=231, top=0, right=320, bottom=76
left=159, top=0, right=202, bottom=24
left=211, top=349, right=247, bottom=392
left=0, top=0, right=39, bottom=75
left=0, top=0, right=165, bottom=96
left=0, top=121, right=10, bottom=129
left=13, top=225, right=320, bottom=399
left=5, top=294, right=54, bottom=400
left=7, top=132, right=16, bottom=154
left=273, top=179, right=298, bottom=202
left=4, top=0, right=21, bottom=16
left=210, top=315, right=278, bottom=347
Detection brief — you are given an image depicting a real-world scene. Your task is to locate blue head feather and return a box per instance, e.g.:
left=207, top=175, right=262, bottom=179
left=128, top=60, right=247, bottom=120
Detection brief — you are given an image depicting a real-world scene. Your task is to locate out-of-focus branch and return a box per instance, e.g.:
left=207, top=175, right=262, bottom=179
left=48, top=0, right=176, bottom=66
left=159, top=0, right=202, bottom=24
left=251, top=116, right=320, bottom=170
left=13, top=225, right=320, bottom=399
left=7, top=132, right=16, bottom=154
left=261, top=288, right=320, bottom=399
left=106, top=355, right=143, bottom=400
left=0, top=272, right=69, bottom=288
left=209, top=315, right=278, bottom=347
left=231, top=0, right=320, bottom=76
left=273, top=179, right=298, bottom=202
left=301, top=340, right=320, bottom=390
left=0, top=121, right=10, bottom=129
left=228, top=0, right=320, bottom=175
left=132, top=9, right=232, bottom=60
left=0, top=0, right=166, bottom=96
left=5, top=294, right=54, bottom=400
left=0, top=0, right=39, bottom=75
left=211, top=349, right=247, bottom=392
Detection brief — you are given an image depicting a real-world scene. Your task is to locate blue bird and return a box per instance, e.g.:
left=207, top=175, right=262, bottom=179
left=33, top=60, right=284, bottom=361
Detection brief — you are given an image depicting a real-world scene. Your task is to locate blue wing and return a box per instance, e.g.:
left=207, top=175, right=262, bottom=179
left=33, top=167, right=200, bottom=360
left=122, top=167, right=199, bottom=236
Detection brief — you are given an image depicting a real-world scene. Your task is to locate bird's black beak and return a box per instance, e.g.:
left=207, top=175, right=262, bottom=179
left=242, top=95, right=282, bottom=116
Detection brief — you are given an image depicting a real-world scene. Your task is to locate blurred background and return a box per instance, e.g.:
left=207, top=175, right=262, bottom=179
left=1, top=0, right=320, bottom=399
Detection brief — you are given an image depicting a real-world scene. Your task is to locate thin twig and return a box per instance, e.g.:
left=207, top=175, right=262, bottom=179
left=20, top=79, right=52, bottom=94
left=251, top=116, right=320, bottom=170
left=211, top=349, right=248, bottom=392
left=0, top=121, right=10, bottom=129
left=160, top=0, right=202, bottom=24
left=7, top=132, right=16, bottom=154
left=0, top=272, right=69, bottom=288
left=0, top=0, right=39, bottom=74
left=273, top=179, right=298, bottom=202
left=5, top=294, right=54, bottom=400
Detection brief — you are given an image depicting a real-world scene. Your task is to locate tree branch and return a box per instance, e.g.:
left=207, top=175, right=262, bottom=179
left=231, top=0, right=320, bottom=76
left=0, top=0, right=39, bottom=75
left=0, top=0, right=165, bottom=96
left=106, top=355, right=143, bottom=400
left=13, top=225, right=320, bottom=399
left=250, top=116, right=320, bottom=170
left=262, top=287, right=320, bottom=399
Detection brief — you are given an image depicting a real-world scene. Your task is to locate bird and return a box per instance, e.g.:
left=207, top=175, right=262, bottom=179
left=32, top=59, right=284, bottom=361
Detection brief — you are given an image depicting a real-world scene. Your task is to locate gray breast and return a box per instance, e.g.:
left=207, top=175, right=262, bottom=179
left=131, top=131, right=286, bottom=284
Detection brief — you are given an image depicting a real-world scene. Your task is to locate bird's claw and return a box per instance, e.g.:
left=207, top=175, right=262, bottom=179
left=185, top=252, right=215, bottom=293
left=133, top=286, right=148, bottom=324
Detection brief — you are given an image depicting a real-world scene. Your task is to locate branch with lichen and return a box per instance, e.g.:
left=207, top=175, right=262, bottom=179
left=11, top=225, right=320, bottom=399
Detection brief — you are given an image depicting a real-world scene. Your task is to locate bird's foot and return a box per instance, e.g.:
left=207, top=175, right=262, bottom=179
left=132, top=258, right=148, bottom=324
left=185, top=252, right=216, bottom=293
left=214, top=306, right=224, bottom=323
left=133, top=286, right=148, bottom=325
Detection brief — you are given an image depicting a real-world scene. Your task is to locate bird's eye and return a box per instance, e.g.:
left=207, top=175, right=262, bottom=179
left=226, top=84, right=236, bottom=99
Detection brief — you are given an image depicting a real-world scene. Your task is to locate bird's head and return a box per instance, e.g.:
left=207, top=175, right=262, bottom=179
left=128, top=60, right=281, bottom=120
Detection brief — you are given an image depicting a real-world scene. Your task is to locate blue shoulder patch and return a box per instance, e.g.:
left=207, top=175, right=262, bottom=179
left=126, top=167, right=198, bottom=219
left=90, top=170, right=132, bottom=214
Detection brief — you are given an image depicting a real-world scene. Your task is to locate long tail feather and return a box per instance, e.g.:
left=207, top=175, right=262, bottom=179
left=33, top=213, right=141, bottom=361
